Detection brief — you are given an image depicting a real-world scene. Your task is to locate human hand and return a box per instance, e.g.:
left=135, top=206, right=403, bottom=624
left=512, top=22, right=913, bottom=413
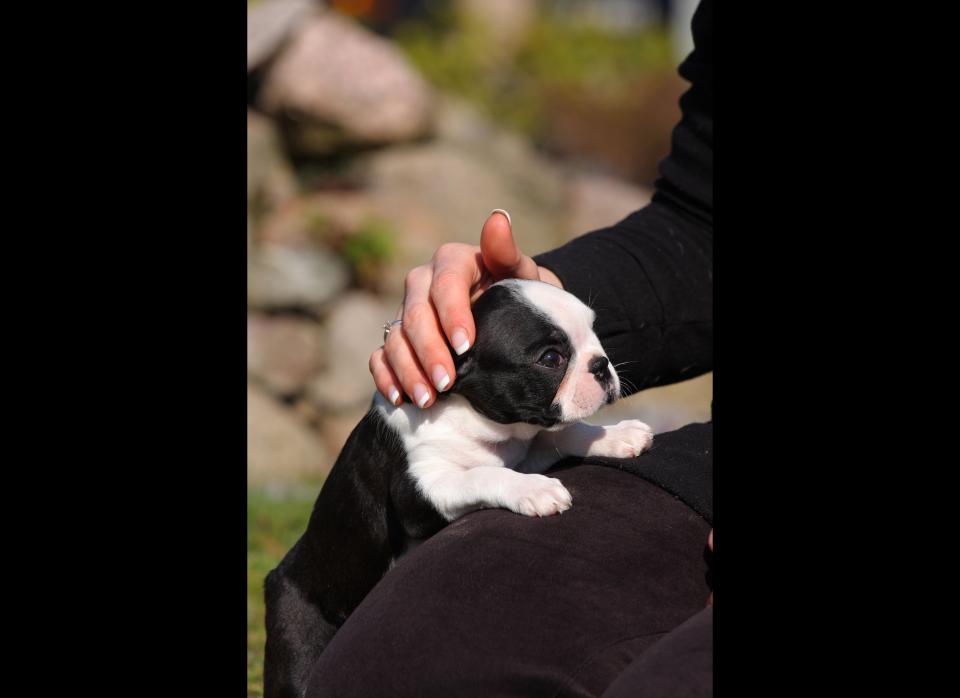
left=369, top=209, right=563, bottom=408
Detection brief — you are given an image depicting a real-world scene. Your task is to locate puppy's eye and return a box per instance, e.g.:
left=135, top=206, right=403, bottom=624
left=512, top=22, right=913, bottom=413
left=537, top=350, right=566, bottom=369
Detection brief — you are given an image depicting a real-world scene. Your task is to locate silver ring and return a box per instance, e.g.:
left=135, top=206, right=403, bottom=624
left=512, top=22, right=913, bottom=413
left=382, top=319, right=402, bottom=342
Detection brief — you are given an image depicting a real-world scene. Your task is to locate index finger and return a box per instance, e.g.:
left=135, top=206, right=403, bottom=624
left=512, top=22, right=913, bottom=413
left=430, top=243, right=481, bottom=356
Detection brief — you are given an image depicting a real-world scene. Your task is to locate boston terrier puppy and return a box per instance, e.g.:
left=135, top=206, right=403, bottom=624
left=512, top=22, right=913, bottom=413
left=263, top=279, right=654, bottom=698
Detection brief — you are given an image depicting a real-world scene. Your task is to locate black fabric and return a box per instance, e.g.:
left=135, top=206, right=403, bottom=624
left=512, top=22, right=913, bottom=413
left=600, top=608, right=713, bottom=698
left=304, top=465, right=711, bottom=698
left=552, top=422, right=712, bottom=525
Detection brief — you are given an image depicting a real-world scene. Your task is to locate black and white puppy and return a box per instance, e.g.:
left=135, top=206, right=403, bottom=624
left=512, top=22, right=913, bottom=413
left=263, top=279, right=654, bottom=698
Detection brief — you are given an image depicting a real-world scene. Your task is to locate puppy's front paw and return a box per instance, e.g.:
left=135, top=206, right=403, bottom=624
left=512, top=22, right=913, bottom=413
left=504, top=474, right=572, bottom=518
left=590, top=419, right=654, bottom=459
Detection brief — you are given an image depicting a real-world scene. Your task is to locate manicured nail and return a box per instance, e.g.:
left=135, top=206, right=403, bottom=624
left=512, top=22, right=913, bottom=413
left=490, top=208, right=512, bottom=228
left=432, top=366, right=450, bottom=391
left=413, top=384, right=430, bottom=408
left=388, top=387, right=401, bottom=405
left=451, top=328, right=470, bottom=355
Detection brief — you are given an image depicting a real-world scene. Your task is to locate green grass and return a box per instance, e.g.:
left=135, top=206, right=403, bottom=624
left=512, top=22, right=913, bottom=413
left=247, top=481, right=323, bottom=697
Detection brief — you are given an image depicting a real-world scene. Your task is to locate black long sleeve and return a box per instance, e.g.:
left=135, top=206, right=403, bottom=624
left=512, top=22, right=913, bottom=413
left=535, top=0, right=713, bottom=395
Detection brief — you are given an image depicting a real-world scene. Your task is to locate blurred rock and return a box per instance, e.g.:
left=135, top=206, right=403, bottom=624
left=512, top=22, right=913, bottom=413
left=248, top=243, right=349, bottom=313
left=259, top=11, right=433, bottom=153
left=565, top=171, right=652, bottom=240
left=248, top=313, right=325, bottom=397
left=307, top=291, right=393, bottom=412
left=248, top=383, right=333, bottom=483
left=432, top=98, right=568, bottom=210
left=247, top=110, right=298, bottom=230
left=247, top=0, right=315, bottom=72
left=349, top=140, right=567, bottom=264
left=258, top=188, right=440, bottom=294
left=257, top=197, right=322, bottom=247
left=317, top=404, right=370, bottom=457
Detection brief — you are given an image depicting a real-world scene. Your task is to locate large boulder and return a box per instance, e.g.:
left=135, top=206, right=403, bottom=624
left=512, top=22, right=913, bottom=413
left=247, top=109, right=298, bottom=229
left=248, top=383, right=333, bottom=483
left=564, top=171, right=652, bottom=240
left=307, top=291, right=395, bottom=413
left=247, top=0, right=315, bottom=72
left=346, top=136, right=568, bottom=266
left=248, top=313, right=325, bottom=397
left=258, top=11, right=433, bottom=153
left=247, top=242, right=349, bottom=314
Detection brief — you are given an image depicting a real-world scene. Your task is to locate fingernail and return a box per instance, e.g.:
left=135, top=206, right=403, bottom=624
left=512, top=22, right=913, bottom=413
left=388, top=387, right=401, bottom=405
left=413, top=384, right=430, bottom=408
left=432, top=366, right=450, bottom=391
left=451, top=328, right=470, bottom=355
left=490, top=208, right=512, bottom=229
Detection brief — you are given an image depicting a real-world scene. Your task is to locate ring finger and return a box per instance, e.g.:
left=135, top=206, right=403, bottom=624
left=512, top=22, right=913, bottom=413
left=383, top=322, right=435, bottom=408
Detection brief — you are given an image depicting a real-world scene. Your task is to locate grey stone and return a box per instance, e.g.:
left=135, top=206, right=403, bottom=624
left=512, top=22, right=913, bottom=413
left=247, top=110, right=298, bottom=229
left=248, top=383, right=333, bottom=483
left=348, top=139, right=568, bottom=262
left=259, top=12, right=433, bottom=150
left=317, top=404, right=370, bottom=457
left=248, top=313, right=325, bottom=396
left=564, top=171, right=652, bottom=240
left=247, top=0, right=315, bottom=72
left=307, top=291, right=395, bottom=412
left=248, top=242, right=349, bottom=313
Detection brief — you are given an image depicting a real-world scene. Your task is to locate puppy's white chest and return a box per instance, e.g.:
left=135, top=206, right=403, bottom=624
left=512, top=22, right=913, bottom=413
left=487, top=438, right=531, bottom=469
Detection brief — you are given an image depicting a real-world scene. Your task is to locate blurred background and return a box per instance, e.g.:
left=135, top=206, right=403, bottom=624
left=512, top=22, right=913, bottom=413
left=247, top=0, right=711, bottom=693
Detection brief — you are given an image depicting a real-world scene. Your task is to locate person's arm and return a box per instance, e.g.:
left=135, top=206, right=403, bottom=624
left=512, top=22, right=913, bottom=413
left=534, top=0, right=712, bottom=394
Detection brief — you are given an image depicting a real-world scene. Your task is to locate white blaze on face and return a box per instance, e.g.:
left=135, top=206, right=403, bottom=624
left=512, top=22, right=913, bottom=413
left=507, top=280, right=620, bottom=423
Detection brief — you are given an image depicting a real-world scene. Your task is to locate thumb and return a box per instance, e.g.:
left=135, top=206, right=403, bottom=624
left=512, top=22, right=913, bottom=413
left=480, top=209, right=539, bottom=281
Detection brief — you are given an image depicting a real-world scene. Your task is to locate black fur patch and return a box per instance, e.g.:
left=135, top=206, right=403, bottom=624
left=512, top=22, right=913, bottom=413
left=263, top=408, right=445, bottom=698
left=447, top=284, right=571, bottom=427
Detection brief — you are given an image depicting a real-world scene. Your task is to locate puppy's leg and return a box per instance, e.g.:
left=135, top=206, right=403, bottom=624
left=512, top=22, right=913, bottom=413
left=263, top=547, right=338, bottom=698
left=518, top=420, right=654, bottom=473
left=416, top=464, right=572, bottom=519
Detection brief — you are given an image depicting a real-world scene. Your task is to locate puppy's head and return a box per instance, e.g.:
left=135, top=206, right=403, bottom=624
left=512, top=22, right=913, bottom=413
left=449, top=279, right=619, bottom=427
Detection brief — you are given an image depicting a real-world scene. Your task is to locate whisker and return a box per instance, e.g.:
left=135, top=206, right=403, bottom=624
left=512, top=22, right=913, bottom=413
left=619, top=377, right=640, bottom=396
left=586, top=289, right=596, bottom=311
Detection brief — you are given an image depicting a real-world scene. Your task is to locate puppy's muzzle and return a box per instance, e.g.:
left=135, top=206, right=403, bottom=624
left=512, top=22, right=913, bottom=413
left=589, top=355, right=612, bottom=386
left=589, top=355, right=620, bottom=404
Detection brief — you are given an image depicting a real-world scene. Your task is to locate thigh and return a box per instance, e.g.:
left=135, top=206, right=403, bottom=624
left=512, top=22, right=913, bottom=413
left=601, top=608, right=713, bottom=698
left=305, top=465, right=711, bottom=698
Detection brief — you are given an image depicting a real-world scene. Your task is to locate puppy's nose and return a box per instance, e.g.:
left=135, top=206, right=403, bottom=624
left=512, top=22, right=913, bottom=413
left=588, top=356, right=610, bottom=384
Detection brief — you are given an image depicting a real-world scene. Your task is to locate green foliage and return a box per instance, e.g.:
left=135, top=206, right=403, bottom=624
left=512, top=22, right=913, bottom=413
left=304, top=209, right=397, bottom=290
left=394, top=7, right=674, bottom=138
left=247, top=484, right=321, bottom=697
left=341, top=219, right=396, bottom=268
left=518, top=18, right=674, bottom=97
left=340, top=218, right=397, bottom=289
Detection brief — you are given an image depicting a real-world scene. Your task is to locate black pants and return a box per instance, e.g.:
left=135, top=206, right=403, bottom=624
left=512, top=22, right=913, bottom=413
left=305, top=429, right=713, bottom=698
